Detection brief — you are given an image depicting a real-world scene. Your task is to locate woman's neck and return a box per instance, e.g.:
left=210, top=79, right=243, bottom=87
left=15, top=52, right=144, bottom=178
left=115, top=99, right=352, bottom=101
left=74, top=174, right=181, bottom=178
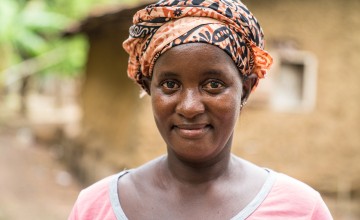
left=163, top=147, right=234, bottom=185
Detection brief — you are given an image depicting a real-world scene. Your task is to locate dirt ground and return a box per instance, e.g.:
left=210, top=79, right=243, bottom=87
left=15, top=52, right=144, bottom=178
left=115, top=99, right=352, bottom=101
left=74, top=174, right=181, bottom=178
left=0, top=123, right=80, bottom=220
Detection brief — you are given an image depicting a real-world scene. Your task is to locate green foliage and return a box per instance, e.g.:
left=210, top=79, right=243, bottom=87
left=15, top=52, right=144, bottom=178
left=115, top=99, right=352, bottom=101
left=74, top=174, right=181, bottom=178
left=42, top=36, right=88, bottom=77
left=0, top=0, right=71, bottom=59
left=0, top=0, right=138, bottom=80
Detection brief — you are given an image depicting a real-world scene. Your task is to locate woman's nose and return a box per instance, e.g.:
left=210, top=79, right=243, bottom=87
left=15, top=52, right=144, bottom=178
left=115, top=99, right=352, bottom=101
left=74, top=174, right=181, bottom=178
left=175, top=89, right=205, bottom=119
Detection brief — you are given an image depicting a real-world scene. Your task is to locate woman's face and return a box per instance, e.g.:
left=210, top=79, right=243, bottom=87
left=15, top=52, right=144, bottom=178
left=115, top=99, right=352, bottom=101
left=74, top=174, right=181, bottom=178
left=150, top=43, right=243, bottom=163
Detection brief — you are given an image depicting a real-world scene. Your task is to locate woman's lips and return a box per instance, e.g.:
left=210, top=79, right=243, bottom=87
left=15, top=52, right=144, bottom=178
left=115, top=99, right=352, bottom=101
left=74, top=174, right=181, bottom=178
left=173, top=124, right=211, bottom=139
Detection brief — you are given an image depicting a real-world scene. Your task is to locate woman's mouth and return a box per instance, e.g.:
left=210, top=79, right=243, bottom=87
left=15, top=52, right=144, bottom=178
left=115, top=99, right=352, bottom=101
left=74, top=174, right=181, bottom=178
left=173, top=124, right=211, bottom=139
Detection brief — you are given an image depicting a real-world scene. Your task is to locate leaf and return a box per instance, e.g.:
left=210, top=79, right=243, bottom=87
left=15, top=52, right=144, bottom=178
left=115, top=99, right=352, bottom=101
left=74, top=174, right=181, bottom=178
left=15, top=29, right=49, bottom=57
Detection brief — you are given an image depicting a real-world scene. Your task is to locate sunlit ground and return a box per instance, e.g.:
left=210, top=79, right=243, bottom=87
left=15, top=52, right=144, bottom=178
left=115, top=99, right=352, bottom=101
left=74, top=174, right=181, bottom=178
left=0, top=86, right=82, bottom=220
left=0, top=127, right=80, bottom=220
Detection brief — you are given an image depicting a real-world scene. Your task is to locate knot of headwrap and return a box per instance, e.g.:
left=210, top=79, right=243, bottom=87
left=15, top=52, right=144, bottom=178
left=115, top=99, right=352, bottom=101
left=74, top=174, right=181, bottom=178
left=123, top=0, right=273, bottom=93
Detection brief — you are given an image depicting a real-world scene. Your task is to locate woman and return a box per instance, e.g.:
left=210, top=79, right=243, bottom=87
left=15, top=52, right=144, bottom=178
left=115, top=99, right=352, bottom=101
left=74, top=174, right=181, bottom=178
left=69, top=0, right=333, bottom=219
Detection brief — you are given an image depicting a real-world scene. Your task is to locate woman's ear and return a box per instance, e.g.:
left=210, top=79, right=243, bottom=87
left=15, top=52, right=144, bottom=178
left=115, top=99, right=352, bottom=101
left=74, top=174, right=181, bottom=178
left=241, top=73, right=258, bottom=108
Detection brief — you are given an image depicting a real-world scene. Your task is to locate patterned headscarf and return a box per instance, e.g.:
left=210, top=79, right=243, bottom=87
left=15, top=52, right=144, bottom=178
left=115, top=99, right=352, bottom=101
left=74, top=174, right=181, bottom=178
left=123, top=0, right=273, bottom=93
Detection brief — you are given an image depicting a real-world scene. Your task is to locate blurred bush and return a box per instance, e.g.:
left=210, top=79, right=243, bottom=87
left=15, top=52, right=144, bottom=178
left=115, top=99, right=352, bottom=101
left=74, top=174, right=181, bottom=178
left=0, top=0, right=139, bottom=82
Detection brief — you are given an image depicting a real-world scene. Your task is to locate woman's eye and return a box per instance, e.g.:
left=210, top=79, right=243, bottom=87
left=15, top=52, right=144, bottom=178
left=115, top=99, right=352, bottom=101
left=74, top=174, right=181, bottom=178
left=209, top=81, right=221, bottom=88
left=161, top=80, right=180, bottom=91
left=203, top=80, right=225, bottom=92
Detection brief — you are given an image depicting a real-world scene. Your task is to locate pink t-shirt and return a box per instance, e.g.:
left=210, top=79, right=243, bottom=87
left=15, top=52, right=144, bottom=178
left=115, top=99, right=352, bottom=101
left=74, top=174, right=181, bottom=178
left=68, top=170, right=333, bottom=220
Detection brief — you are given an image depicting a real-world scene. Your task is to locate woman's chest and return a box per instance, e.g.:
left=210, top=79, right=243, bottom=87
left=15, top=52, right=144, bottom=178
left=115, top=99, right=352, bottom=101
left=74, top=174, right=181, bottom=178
left=118, top=183, right=256, bottom=220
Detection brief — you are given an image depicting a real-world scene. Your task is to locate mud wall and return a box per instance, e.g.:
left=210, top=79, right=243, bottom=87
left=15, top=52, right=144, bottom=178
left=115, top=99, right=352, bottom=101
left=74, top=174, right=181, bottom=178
left=238, top=0, right=360, bottom=193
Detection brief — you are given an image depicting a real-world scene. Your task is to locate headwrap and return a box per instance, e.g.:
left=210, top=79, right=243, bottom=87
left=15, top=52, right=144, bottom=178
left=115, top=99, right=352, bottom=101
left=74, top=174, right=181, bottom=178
left=123, top=0, right=273, bottom=93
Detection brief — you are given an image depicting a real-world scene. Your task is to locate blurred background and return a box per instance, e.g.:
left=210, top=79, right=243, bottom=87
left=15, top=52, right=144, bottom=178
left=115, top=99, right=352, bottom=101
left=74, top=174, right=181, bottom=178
left=0, top=0, right=359, bottom=219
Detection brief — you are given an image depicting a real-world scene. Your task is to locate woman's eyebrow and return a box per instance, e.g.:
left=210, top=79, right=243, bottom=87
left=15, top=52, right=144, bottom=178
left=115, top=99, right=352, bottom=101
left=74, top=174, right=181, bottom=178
left=202, top=69, right=224, bottom=77
left=157, top=71, right=179, bottom=78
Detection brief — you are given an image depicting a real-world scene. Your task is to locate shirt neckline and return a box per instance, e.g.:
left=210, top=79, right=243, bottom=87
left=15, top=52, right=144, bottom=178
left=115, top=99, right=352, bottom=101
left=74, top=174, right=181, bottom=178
left=109, top=168, right=277, bottom=220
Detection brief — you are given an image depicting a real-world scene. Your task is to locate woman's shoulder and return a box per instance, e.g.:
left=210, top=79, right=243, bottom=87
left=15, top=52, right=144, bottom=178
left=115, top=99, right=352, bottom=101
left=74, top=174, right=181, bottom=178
left=272, top=172, right=321, bottom=200
left=68, top=171, right=127, bottom=220
left=78, top=171, right=130, bottom=199
left=251, top=171, right=333, bottom=219
left=121, top=156, right=165, bottom=182
left=80, top=174, right=115, bottom=195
